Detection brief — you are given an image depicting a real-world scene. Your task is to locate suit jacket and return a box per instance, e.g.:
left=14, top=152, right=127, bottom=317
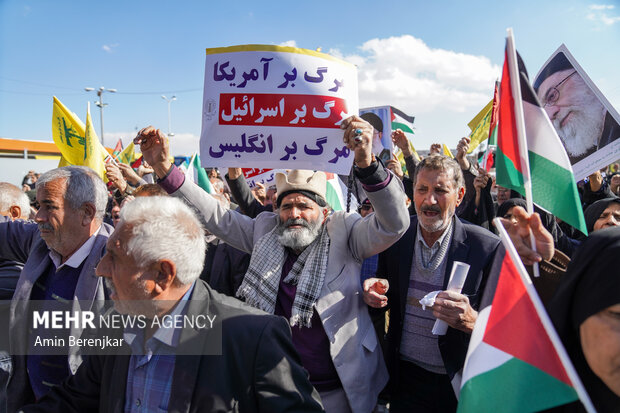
left=378, top=215, right=503, bottom=391
left=18, top=281, right=324, bottom=413
left=0, top=216, right=113, bottom=411
left=173, top=175, right=410, bottom=413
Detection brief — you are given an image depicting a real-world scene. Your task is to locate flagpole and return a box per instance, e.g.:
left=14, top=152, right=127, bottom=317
left=494, top=218, right=596, bottom=413
left=506, top=28, right=540, bottom=278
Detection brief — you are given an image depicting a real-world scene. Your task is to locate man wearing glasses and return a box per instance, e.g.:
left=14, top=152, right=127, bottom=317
left=534, top=52, right=620, bottom=164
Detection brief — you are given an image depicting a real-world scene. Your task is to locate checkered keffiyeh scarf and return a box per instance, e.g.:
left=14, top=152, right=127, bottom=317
left=236, top=224, right=330, bottom=328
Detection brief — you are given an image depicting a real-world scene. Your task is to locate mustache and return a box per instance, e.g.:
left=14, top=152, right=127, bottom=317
left=420, top=205, right=441, bottom=213
left=105, top=278, right=117, bottom=296
left=283, top=218, right=311, bottom=229
left=37, top=223, right=53, bottom=231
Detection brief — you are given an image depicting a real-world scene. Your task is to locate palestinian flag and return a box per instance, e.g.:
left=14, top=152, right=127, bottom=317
left=391, top=106, right=415, bottom=135
left=185, top=153, right=213, bottom=194
left=458, top=219, right=593, bottom=413
left=495, top=30, right=587, bottom=235
left=391, top=106, right=420, bottom=162
left=112, top=139, right=123, bottom=158
left=324, top=172, right=349, bottom=212
left=131, top=156, right=143, bottom=169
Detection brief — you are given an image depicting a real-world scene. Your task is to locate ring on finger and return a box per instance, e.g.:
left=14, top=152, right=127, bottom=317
left=354, top=128, right=363, bottom=136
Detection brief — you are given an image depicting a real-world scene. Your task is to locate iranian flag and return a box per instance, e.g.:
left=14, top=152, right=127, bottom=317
left=495, top=30, right=587, bottom=235
left=458, top=218, right=594, bottom=413
left=324, top=172, right=349, bottom=211
left=185, top=152, right=214, bottom=194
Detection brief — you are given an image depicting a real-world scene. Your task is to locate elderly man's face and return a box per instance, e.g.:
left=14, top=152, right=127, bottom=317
left=593, top=202, right=620, bottom=231
left=34, top=179, right=88, bottom=257
left=96, top=224, right=158, bottom=314
left=537, top=69, right=606, bottom=157
left=496, top=186, right=511, bottom=205
left=277, top=193, right=325, bottom=251
left=414, top=168, right=464, bottom=236
left=580, top=303, right=620, bottom=396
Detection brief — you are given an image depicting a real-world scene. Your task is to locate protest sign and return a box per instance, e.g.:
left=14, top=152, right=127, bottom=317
left=242, top=167, right=282, bottom=188
left=200, top=45, right=358, bottom=174
left=534, top=44, right=620, bottom=181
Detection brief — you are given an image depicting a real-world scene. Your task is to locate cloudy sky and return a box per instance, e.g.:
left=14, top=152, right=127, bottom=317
left=1, top=0, right=619, bottom=157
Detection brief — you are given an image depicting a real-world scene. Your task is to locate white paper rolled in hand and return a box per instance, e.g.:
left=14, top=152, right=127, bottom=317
left=432, top=261, right=471, bottom=335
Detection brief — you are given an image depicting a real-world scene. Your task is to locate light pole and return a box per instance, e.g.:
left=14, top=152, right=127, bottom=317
left=84, top=86, right=116, bottom=146
left=161, top=95, right=177, bottom=136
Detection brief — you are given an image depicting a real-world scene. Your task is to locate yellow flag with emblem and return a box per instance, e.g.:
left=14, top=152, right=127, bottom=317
left=52, top=96, right=87, bottom=165
left=84, top=103, right=110, bottom=178
left=443, top=144, right=454, bottom=158
left=52, top=97, right=109, bottom=178
left=115, top=141, right=136, bottom=164
left=466, top=98, right=493, bottom=154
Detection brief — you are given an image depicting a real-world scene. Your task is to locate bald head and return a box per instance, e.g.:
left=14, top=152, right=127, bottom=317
left=0, top=182, right=30, bottom=220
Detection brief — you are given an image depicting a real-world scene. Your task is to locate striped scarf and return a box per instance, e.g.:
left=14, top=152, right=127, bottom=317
left=237, top=224, right=330, bottom=328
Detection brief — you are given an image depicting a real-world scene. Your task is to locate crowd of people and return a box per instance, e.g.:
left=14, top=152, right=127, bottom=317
left=0, top=112, right=619, bottom=413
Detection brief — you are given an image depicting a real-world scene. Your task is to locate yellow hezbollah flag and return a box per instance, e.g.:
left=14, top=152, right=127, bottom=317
left=409, top=140, right=421, bottom=162
left=84, top=103, right=109, bottom=178
left=466, top=99, right=493, bottom=154
left=52, top=96, right=87, bottom=165
left=116, top=141, right=136, bottom=165
left=395, top=141, right=421, bottom=175
left=443, top=144, right=454, bottom=158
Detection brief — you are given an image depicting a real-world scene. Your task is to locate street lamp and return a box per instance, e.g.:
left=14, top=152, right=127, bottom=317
left=161, top=95, right=177, bottom=136
left=84, top=86, right=116, bottom=146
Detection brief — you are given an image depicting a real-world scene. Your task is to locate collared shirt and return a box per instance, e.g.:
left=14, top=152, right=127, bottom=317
left=48, top=226, right=102, bottom=270
left=416, top=219, right=453, bottom=269
left=123, top=283, right=194, bottom=413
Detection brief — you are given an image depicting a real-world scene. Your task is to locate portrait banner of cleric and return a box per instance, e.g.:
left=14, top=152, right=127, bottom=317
left=534, top=44, right=620, bottom=179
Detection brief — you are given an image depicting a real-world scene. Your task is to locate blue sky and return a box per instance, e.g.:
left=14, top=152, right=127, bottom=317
left=1, top=0, right=619, bottom=156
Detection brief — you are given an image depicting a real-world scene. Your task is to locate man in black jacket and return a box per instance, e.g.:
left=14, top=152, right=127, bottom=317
left=363, top=155, right=503, bottom=413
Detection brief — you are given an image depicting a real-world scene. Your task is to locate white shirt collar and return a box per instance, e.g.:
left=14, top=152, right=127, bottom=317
left=49, top=226, right=102, bottom=270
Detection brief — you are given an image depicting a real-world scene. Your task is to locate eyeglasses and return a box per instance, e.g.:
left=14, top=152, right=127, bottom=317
left=542, top=71, right=577, bottom=108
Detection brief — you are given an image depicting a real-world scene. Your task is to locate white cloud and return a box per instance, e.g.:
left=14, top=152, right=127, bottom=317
left=102, top=43, right=119, bottom=53
left=589, top=4, right=614, bottom=10
left=334, top=35, right=500, bottom=148
left=587, top=4, right=620, bottom=26
left=279, top=40, right=298, bottom=47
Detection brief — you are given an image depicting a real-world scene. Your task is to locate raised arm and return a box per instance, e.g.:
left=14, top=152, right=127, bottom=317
left=135, top=126, right=264, bottom=253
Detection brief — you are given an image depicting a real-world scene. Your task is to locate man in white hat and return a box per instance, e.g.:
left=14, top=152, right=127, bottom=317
left=135, top=115, right=410, bottom=413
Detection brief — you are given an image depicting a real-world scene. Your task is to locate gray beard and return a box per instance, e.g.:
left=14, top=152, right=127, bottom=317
left=553, top=89, right=606, bottom=157
left=276, top=217, right=323, bottom=251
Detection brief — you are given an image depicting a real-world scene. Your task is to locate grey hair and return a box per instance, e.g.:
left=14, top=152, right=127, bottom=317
left=119, top=196, right=206, bottom=285
left=36, top=166, right=108, bottom=221
left=412, top=155, right=465, bottom=191
left=0, top=182, right=30, bottom=217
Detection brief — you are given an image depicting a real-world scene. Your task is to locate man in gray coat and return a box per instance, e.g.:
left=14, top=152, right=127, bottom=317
left=135, top=115, right=410, bottom=413
left=0, top=166, right=112, bottom=412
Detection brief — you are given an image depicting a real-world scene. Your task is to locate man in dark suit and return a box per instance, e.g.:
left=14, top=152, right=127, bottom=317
left=18, top=195, right=323, bottom=413
left=363, top=155, right=503, bottom=413
left=0, top=166, right=112, bottom=412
